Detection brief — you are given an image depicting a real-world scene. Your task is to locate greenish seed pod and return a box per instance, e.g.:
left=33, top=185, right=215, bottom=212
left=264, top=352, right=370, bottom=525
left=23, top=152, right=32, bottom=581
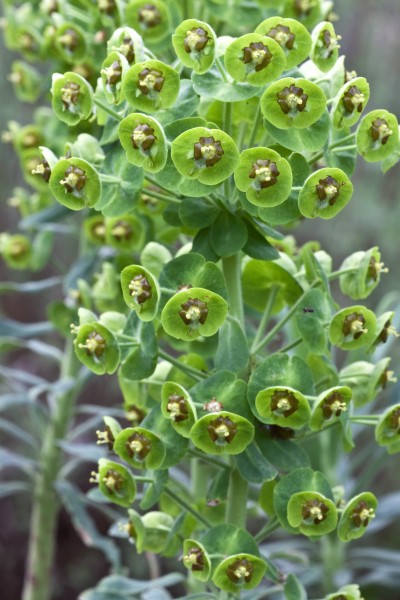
left=339, top=247, right=388, bottom=299
left=310, top=21, right=341, bottom=73
left=298, top=167, right=353, bottom=219
left=287, top=491, right=338, bottom=536
left=120, top=264, right=160, bottom=321
left=255, top=16, right=312, bottom=70
left=224, top=33, right=286, bottom=86
left=261, top=77, right=326, bottom=130
left=234, top=147, right=292, bottom=207
left=114, top=426, right=166, bottom=469
left=161, top=286, right=228, bottom=341
left=105, top=214, right=145, bottom=252
left=212, top=553, right=267, bottom=593
left=331, top=77, right=370, bottom=130
left=126, top=0, right=172, bottom=42
left=92, top=458, right=136, bottom=507
left=119, top=113, right=168, bottom=173
left=190, top=411, right=254, bottom=455
left=100, top=51, right=130, bottom=105
left=171, top=127, right=239, bottom=186
left=51, top=72, right=93, bottom=126
left=356, top=109, right=399, bottom=162
left=329, top=305, right=377, bottom=350
left=172, top=19, right=217, bottom=75
left=49, top=157, right=101, bottom=210
left=74, top=322, right=120, bottom=374
left=337, top=492, right=378, bottom=542
left=255, top=385, right=311, bottom=429
left=182, top=540, right=211, bottom=581
left=310, top=386, right=352, bottom=431
left=122, top=59, right=180, bottom=112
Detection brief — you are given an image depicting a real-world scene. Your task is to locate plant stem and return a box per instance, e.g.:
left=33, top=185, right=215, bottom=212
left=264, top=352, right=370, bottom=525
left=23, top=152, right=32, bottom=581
left=22, top=340, right=82, bottom=600
left=328, top=266, right=359, bottom=280
left=247, top=102, right=262, bottom=149
left=331, top=144, right=357, bottom=153
left=215, top=57, right=229, bottom=82
left=250, top=285, right=279, bottom=354
left=252, top=279, right=320, bottom=354
left=278, top=336, right=303, bottom=353
left=158, top=348, right=208, bottom=380
left=144, top=174, right=179, bottom=196
left=222, top=254, right=244, bottom=326
left=93, top=98, right=123, bottom=121
left=254, top=517, right=280, bottom=542
left=225, top=463, right=248, bottom=529
left=188, top=448, right=230, bottom=470
left=141, top=188, right=181, bottom=205
left=163, top=486, right=212, bottom=528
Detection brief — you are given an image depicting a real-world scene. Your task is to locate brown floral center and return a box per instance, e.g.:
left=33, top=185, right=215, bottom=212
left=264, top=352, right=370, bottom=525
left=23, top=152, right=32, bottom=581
left=242, top=42, right=272, bottom=72
left=193, top=136, right=224, bottom=167
left=302, top=498, right=329, bottom=525
left=268, top=25, right=295, bottom=50
left=316, top=176, right=341, bottom=206
left=249, top=159, right=280, bottom=188
left=98, top=0, right=117, bottom=14
left=131, top=123, right=157, bottom=151
left=351, top=500, right=375, bottom=528
left=342, top=85, right=365, bottom=114
left=370, top=117, right=393, bottom=146
left=137, top=68, right=165, bottom=95
left=82, top=331, right=106, bottom=357
left=271, top=390, right=299, bottom=417
left=61, top=81, right=81, bottom=111
left=226, top=558, right=254, bottom=584
left=342, top=312, right=367, bottom=340
left=102, top=60, right=122, bottom=86
left=58, top=28, right=80, bottom=52
left=277, top=84, right=308, bottom=115
left=184, top=27, right=210, bottom=53
left=128, top=274, right=152, bottom=304
left=183, top=547, right=205, bottom=571
left=103, top=469, right=124, bottom=494
left=179, top=298, right=209, bottom=326
left=111, top=220, right=133, bottom=241
left=125, top=432, right=151, bottom=460
left=60, top=165, right=86, bottom=193
left=167, top=393, right=189, bottom=422
left=31, top=159, right=51, bottom=183
left=138, top=4, right=161, bottom=28
left=120, top=37, right=135, bottom=63
left=207, top=416, right=237, bottom=444
left=294, top=0, right=317, bottom=17
left=321, top=392, right=347, bottom=419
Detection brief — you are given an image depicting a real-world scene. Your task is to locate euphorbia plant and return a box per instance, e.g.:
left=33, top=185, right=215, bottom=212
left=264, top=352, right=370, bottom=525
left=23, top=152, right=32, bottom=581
left=1, top=1, right=400, bottom=599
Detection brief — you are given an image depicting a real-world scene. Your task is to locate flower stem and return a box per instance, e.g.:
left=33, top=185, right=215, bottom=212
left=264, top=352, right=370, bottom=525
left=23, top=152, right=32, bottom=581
left=141, top=188, right=181, bottom=205
left=22, top=339, right=82, bottom=600
left=215, top=57, right=229, bottom=82
left=163, top=486, right=212, bottom=528
left=250, top=284, right=279, bottom=354
left=158, top=348, right=208, bottom=380
left=225, top=462, right=248, bottom=529
left=93, top=97, right=123, bottom=121
left=254, top=517, right=280, bottom=542
left=222, top=254, right=244, bottom=327
left=247, top=102, right=262, bottom=149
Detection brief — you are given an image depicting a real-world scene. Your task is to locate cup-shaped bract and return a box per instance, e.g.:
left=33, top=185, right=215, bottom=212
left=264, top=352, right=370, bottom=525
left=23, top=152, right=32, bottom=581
left=51, top=72, right=93, bottom=126
left=261, top=77, right=326, bottom=130
left=161, top=287, right=228, bottom=341
left=182, top=539, right=211, bottom=581
left=255, top=17, right=312, bottom=70
left=331, top=77, right=370, bottom=130
left=234, top=147, right=292, bottom=207
left=255, top=386, right=311, bottom=429
left=107, top=27, right=145, bottom=65
left=95, top=458, right=136, bottom=507
left=96, top=416, right=122, bottom=451
left=121, top=264, right=160, bottom=321
left=105, top=215, right=145, bottom=252
left=368, top=311, right=399, bottom=351
left=224, top=33, right=286, bottom=86
left=298, top=167, right=353, bottom=219
left=283, top=0, right=323, bottom=29
left=161, top=381, right=197, bottom=438
left=325, top=585, right=364, bottom=600
left=287, top=491, right=338, bottom=536
left=190, top=411, right=254, bottom=455
left=310, top=22, right=341, bottom=73
left=49, top=157, right=101, bottom=210
left=337, top=492, right=378, bottom=542
left=171, top=127, right=239, bottom=186
left=100, top=51, right=130, bottom=105
left=1, top=234, right=32, bottom=270
left=329, top=306, right=377, bottom=351
left=122, top=59, right=180, bottom=112
left=356, top=109, right=399, bottom=162
left=339, top=247, right=388, bottom=300
left=126, top=509, right=147, bottom=552
left=114, top=426, right=166, bottom=469
left=54, top=23, right=87, bottom=63
left=172, top=19, right=216, bottom=75
left=126, top=0, right=172, bottom=42
left=375, top=404, right=400, bottom=454
left=310, top=386, right=352, bottom=431
left=74, top=322, right=120, bottom=375
left=119, top=113, right=168, bottom=173
left=212, top=554, right=267, bottom=593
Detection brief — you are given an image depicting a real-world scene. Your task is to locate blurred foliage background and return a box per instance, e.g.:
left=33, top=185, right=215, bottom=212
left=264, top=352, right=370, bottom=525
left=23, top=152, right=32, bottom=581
left=0, top=1, right=399, bottom=599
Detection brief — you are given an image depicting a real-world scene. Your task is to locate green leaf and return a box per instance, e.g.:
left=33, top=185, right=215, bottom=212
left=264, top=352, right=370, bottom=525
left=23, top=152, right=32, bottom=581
left=0, top=480, right=31, bottom=498
left=294, top=288, right=331, bottom=355
left=179, top=197, right=220, bottom=229
left=214, top=319, right=250, bottom=373
left=0, top=276, right=61, bottom=294
left=263, top=110, right=330, bottom=153
left=140, top=470, right=169, bottom=511
left=141, top=405, right=189, bottom=468
left=284, top=573, right=307, bottom=600
left=235, top=442, right=277, bottom=483
left=79, top=574, right=184, bottom=600
left=210, top=212, right=248, bottom=258
left=56, top=480, right=120, bottom=567
left=120, top=313, right=158, bottom=381
left=155, top=80, right=200, bottom=125
left=242, top=221, right=280, bottom=261
left=255, top=433, right=310, bottom=472
left=192, top=66, right=258, bottom=102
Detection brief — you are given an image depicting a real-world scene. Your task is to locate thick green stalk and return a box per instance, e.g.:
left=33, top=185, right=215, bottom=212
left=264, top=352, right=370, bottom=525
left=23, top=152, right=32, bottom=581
left=225, top=465, right=248, bottom=529
left=222, top=254, right=244, bottom=326
left=22, top=339, right=81, bottom=600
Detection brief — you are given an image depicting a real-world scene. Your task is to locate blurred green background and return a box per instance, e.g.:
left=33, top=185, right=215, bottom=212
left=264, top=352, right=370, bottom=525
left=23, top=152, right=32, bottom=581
left=0, top=1, right=399, bottom=599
